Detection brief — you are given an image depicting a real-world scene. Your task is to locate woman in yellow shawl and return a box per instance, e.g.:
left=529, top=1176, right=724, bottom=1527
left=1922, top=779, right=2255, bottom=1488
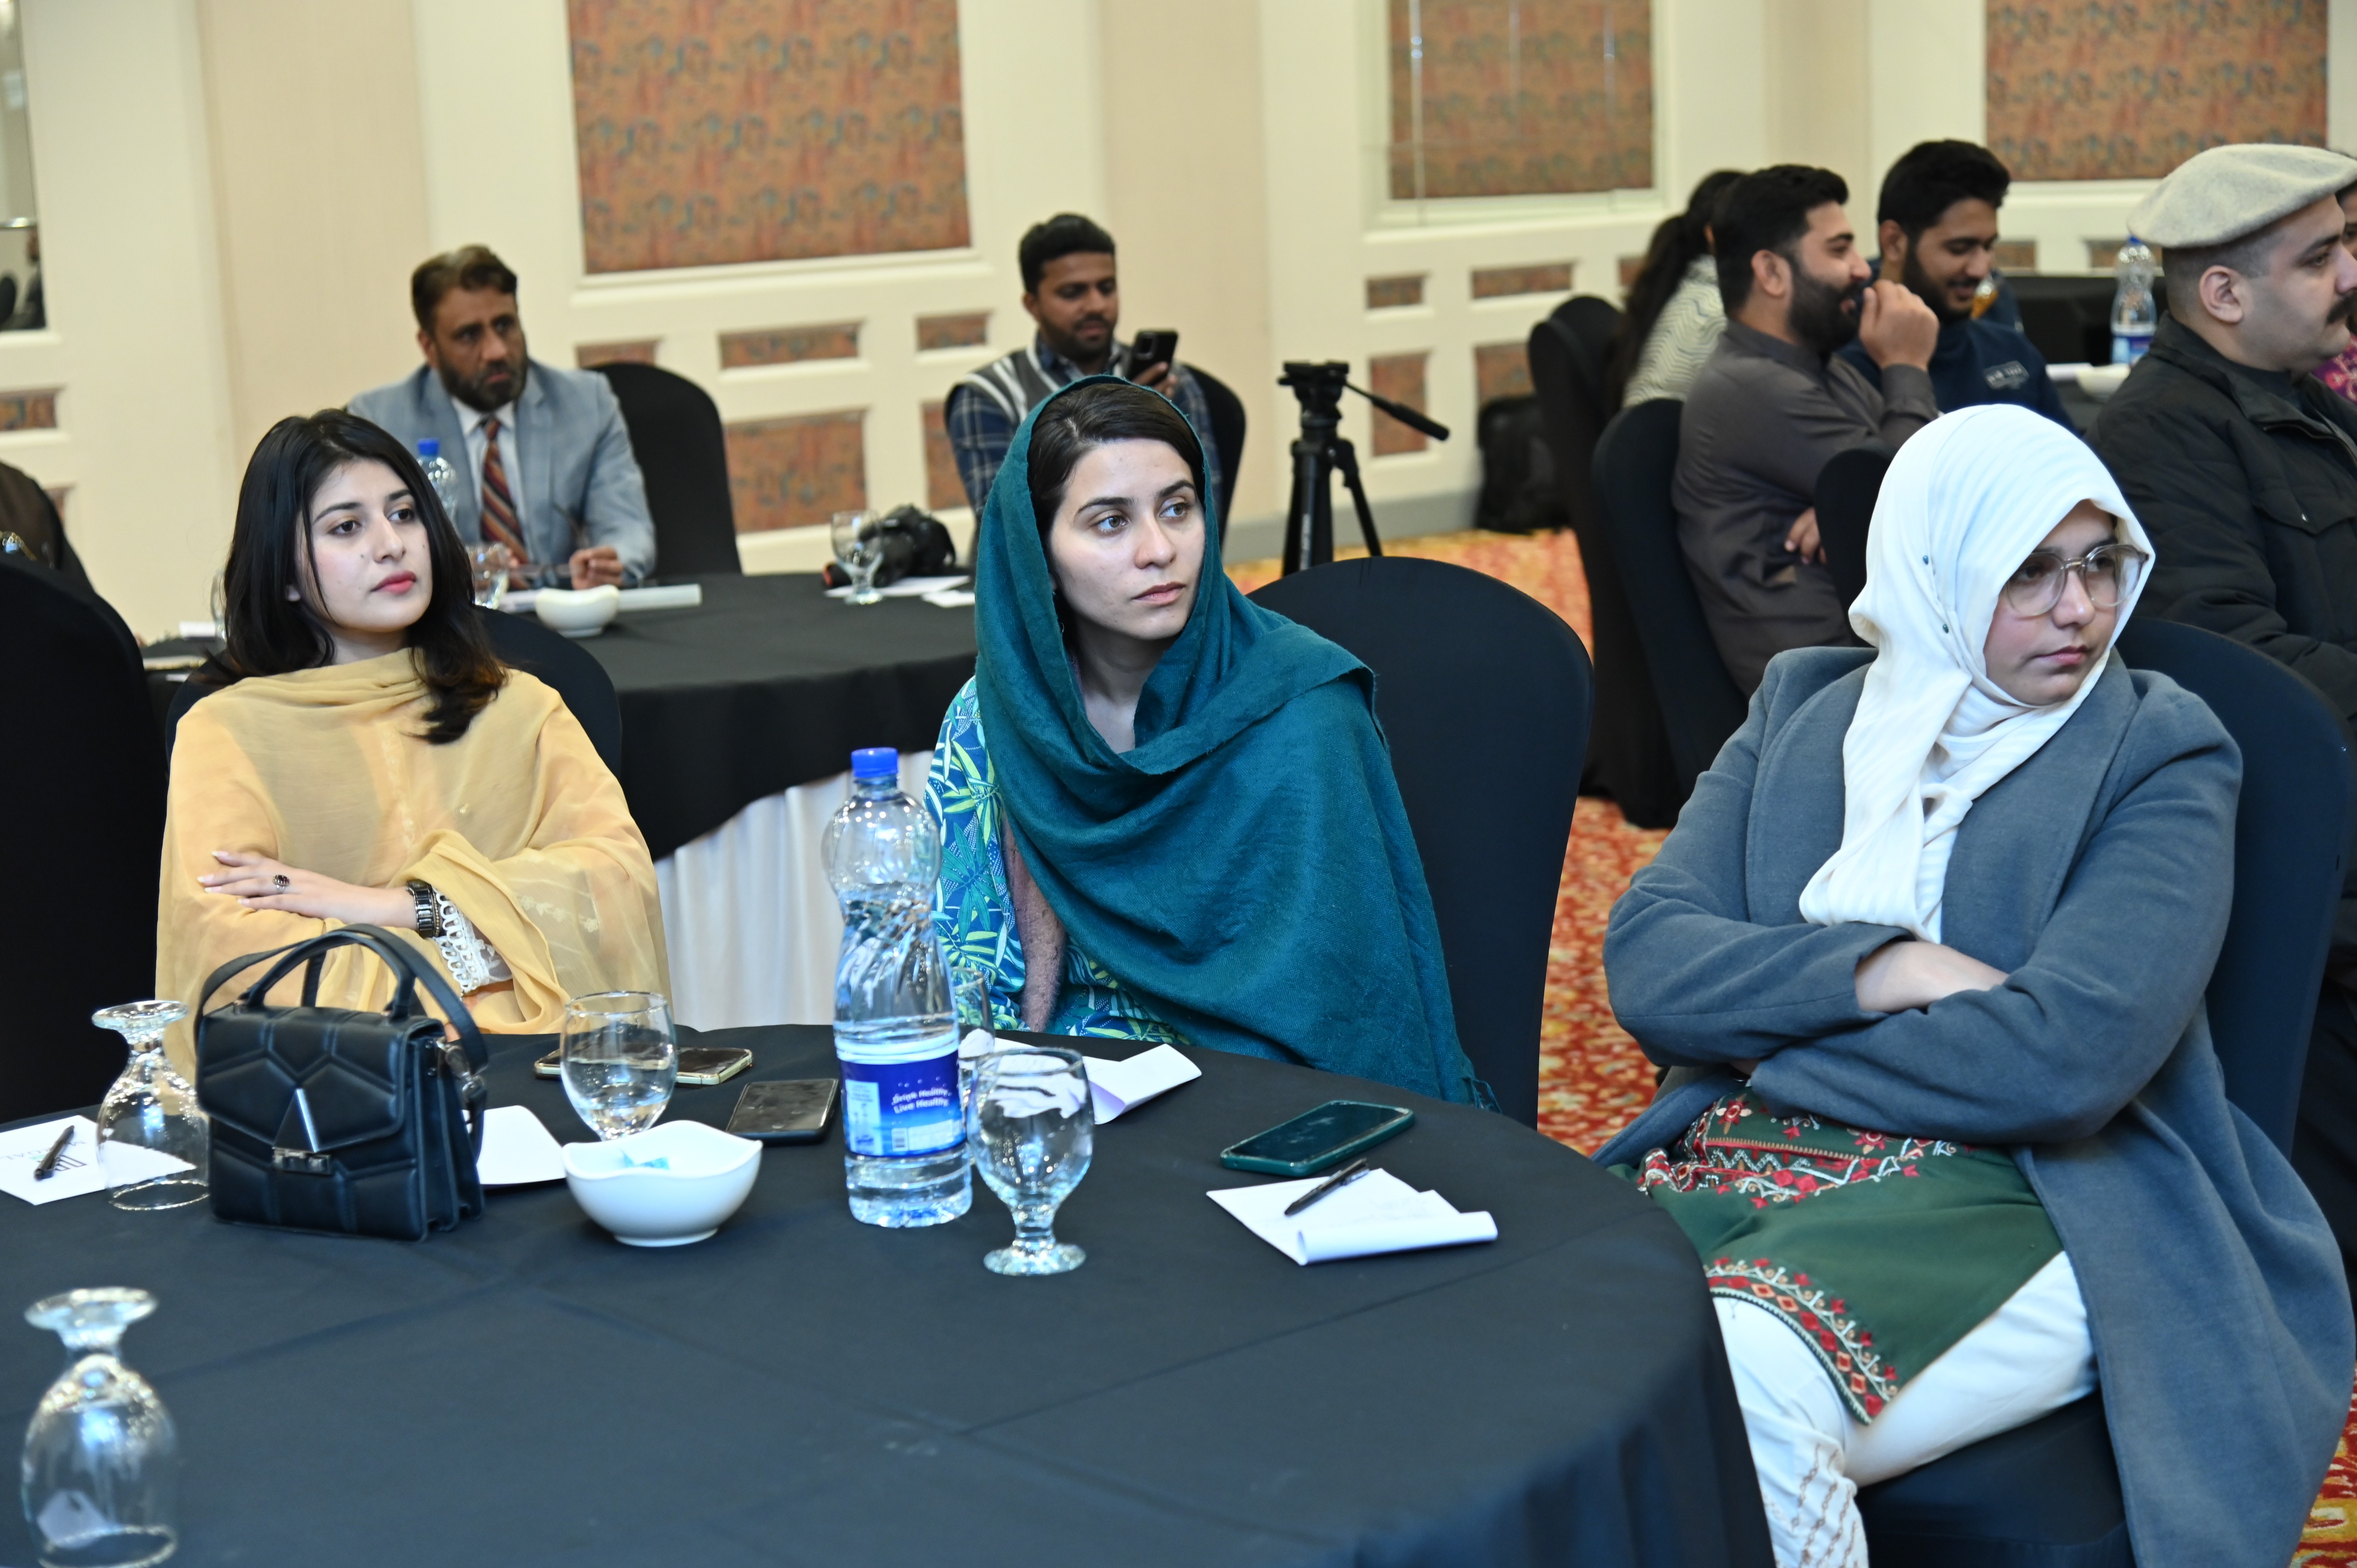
left=156, top=410, right=667, bottom=1064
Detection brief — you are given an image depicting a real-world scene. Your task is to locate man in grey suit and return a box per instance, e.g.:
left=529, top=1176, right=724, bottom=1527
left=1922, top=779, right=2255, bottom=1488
left=350, top=245, right=656, bottom=589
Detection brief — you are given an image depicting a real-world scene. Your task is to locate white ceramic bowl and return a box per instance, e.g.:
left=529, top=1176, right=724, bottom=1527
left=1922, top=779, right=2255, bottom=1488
left=562, top=1121, right=762, bottom=1246
left=536, top=584, right=622, bottom=638
left=2077, top=362, right=2133, bottom=403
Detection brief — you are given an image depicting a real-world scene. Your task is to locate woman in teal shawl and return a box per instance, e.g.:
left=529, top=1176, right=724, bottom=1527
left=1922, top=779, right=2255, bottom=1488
left=924, top=378, right=1481, bottom=1104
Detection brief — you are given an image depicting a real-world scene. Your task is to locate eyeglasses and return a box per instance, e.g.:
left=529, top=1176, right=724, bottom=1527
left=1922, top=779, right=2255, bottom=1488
left=1999, top=543, right=2147, bottom=616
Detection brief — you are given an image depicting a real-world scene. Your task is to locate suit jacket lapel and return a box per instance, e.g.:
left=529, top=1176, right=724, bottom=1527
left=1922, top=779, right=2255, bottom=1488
left=519, top=363, right=557, bottom=563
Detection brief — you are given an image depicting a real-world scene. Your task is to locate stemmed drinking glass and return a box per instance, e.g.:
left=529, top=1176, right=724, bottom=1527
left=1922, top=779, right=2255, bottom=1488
left=560, top=991, right=678, bottom=1141
left=92, top=1002, right=208, bottom=1212
left=967, top=1047, right=1092, bottom=1275
left=467, top=541, right=511, bottom=609
left=21, top=1288, right=179, bottom=1568
left=830, top=510, right=886, bottom=606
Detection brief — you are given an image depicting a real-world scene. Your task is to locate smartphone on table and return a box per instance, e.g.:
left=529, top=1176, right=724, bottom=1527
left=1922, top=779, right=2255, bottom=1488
left=533, top=1046, right=753, bottom=1086
left=1124, top=329, right=1178, bottom=380
left=726, top=1079, right=840, bottom=1143
left=1219, top=1100, right=1414, bottom=1177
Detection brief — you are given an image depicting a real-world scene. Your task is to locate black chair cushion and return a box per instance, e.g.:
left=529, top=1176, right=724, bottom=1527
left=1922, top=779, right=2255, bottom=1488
left=1592, top=400, right=1749, bottom=804
left=1815, top=445, right=1891, bottom=613
left=1248, top=556, right=1591, bottom=1125
left=1856, top=1395, right=2131, bottom=1567
left=0, top=559, right=168, bottom=1120
left=592, top=362, right=742, bottom=577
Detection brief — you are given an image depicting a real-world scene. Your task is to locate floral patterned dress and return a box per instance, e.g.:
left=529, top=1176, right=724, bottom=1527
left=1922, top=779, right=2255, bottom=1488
left=1626, top=1091, right=2062, bottom=1421
left=2318, top=341, right=2357, bottom=407
left=924, top=679, right=1184, bottom=1045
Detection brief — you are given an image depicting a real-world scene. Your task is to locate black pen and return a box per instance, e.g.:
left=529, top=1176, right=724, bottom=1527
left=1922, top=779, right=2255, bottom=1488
left=1283, top=1157, right=1374, bottom=1217
left=31, top=1124, right=74, bottom=1182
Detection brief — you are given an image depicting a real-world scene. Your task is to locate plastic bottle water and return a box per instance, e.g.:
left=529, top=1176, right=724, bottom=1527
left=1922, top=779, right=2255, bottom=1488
left=416, top=438, right=462, bottom=519
left=823, top=747, right=972, bottom=1227
left=2110, top=237, right=2157, bottom=365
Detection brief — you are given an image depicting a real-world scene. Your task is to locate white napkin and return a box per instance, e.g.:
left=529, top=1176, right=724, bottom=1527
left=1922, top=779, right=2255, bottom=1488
left=1208, top=1169, right=1497, bottom=1265
left=475, top=1105, right=565, bottom=1186
left=0, top=1117, right=192, bottom=1206
left=922, top=588, right=976, bottom=608
left=1080, top=1045, right=1200, bottom=1123
left=826, top=574, right=972, bottom=600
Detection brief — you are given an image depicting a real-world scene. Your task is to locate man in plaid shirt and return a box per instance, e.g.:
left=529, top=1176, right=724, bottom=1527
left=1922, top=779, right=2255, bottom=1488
left=948, top=214, right=1220, bottom=513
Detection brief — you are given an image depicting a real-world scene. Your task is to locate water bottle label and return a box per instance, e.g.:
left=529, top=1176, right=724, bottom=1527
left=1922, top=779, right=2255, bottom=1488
left=2111, top=332, right=2152, bottom=365
left=840, top=1051, right=963, bottom=1158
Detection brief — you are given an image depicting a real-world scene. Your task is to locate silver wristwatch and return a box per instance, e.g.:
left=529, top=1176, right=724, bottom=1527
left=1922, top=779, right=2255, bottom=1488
left=405, top=879, right=445, bottom=939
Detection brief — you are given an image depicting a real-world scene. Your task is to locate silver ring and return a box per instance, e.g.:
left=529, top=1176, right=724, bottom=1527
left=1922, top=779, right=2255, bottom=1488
left=272, top=874, right=290, bottom=891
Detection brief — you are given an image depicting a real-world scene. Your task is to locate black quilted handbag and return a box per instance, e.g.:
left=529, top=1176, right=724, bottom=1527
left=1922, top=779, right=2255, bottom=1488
left=194, top=925, right=489, bottom=1240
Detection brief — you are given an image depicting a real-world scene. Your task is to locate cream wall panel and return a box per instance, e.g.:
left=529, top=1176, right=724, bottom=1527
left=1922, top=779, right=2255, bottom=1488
left=11, top=0, right=237, bottom=634
left=409, top=0, right=1106, bottom=571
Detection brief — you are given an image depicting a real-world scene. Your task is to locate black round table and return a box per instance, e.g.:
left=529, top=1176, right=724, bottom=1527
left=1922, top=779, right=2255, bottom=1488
left=2, top=1030, right=1769, bottom=1567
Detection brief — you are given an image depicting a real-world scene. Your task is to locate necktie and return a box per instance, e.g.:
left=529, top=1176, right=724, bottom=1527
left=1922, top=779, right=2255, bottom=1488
left=477, top=416, right=528, bottom=566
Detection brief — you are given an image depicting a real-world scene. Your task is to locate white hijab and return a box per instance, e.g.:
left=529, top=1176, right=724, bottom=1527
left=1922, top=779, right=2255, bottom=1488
left=1795, top=405, right=2152, bottom=942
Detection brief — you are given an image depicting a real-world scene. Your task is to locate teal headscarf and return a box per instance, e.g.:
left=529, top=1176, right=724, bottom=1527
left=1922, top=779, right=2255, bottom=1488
left=974, top=377, right=1479, bottom=1104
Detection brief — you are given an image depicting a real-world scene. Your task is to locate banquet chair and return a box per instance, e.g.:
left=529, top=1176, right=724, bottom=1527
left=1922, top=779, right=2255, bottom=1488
left=1190, top=366, right=1246, bottom=537
left=164, top=609, right=626, bottom=788
left=1247, top=556, right=1591, bottom=1126
left=1853, top=618, right=2357, bottom=1564
left=0, top=558, right=168, bottom=1120
left=1592, top=399, right=1749, bottom=810
left=591, top=361, right=743, bottom=577
left=1814, top=443, right=1891, bottom=612
left=1529, top=297, right=1679, bottom=827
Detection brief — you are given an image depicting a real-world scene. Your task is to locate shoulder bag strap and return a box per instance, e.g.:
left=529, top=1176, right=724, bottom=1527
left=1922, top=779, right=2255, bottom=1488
left=197, top=924, right=489, bottom=1072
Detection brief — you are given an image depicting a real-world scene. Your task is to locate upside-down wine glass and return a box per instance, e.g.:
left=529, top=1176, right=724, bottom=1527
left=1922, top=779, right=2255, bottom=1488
left=830, top=510, right=887, bottom=606
left=21, top=1288, right=179, bottom=1568
left=91, top=1002, right=207, bottom=1212
left=560, top=991, right=678, bottom=1140
left=967, top=1047, right=1092, bottom=1275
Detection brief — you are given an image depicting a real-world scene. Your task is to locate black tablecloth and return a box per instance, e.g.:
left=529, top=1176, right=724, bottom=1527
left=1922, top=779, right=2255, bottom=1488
left=575, top=574, right=975, bottom=858
left=3, top=1030, right=1769, bottom=1567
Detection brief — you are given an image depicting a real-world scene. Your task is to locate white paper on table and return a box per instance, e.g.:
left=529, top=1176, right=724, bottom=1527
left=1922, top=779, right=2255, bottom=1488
left=825, top=574, right=971, bottom=600
left=1207, top=1169, right=1497, bottom=1265
left=475, top=1105, right=566, bottom=1186
left=922, top=588, right=976, bottom=608
left=1081, top=1045, right=1201, bottom=1123
left=502, top=584, right=703, bottom=616
left=0, top=1117, right=193, bottom=1206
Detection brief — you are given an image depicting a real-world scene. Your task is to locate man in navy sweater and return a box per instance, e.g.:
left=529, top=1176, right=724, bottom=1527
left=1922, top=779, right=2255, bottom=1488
left=1839, top=140, right=2075, bottom=429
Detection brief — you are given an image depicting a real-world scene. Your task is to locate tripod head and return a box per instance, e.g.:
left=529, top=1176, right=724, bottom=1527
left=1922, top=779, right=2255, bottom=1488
left=1279, top=360, right=1451, bottom=443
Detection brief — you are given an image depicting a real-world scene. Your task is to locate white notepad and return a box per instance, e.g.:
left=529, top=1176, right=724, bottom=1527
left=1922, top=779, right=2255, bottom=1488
left=0, top=1118, right=193, bottom=1206
left=475, top=1105, right=566, bottom=1187
left=1208, top=1169, right=1497, bottom=1265
left=1080, top=1045, right=1201, bottom=1123
left=825, top=574, right=971, bottom=600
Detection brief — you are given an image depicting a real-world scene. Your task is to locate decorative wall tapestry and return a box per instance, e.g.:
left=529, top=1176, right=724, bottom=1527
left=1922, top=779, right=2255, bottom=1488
left=1987, top=0, right=2325, bottom=182
left=1388, top=0, right=1653, bottom=200
left=570, top=0, right=971, bottom=273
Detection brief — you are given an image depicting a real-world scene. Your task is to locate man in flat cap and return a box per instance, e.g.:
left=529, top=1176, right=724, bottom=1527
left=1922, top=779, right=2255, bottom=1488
left=2093, top=141, right=2357, bottom=1291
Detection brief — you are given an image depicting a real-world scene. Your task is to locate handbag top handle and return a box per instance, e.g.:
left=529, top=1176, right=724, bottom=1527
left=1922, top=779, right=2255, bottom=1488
left=197, top=924, right=488, bottom=1072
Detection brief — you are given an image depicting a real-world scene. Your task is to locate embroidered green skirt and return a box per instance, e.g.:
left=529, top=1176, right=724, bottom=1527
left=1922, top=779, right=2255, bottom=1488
left=1619, top=1091, right=2062, bottom=1420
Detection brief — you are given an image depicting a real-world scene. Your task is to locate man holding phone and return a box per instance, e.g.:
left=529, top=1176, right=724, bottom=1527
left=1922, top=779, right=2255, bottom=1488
left=946, top=213, right=1222, bottom=512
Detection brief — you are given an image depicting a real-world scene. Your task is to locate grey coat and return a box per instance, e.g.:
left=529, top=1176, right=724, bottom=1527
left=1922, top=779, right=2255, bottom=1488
left=1595, top=646, right=2351, bottom=1566
left=349, top=361, right=657, bottom=586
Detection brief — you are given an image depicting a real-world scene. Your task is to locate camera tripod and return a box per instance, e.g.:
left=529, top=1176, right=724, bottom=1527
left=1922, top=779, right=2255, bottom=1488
left=1277, top=361, right=1451, bottom=575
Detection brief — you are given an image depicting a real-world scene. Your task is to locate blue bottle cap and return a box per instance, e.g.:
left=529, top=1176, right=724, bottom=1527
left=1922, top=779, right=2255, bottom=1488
left=417, top=438, right=440, bottom=458
left=851, top=747, right=898, bottom=780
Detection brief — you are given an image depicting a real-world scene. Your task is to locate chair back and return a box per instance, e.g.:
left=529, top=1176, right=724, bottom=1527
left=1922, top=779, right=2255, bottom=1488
left=591, top=362, right=742, bottom=577
left=2115, top=618, right=2357, bottom=1155
left=1592, top=400, right=1749, bottom=805
left=1815, top=443, right=1891, bottom=611
left=477, top=608, right=627, bottom=782
left=1248, top=556, right=1592, bottom=1126
left=0, top=559, right=168, bottom=1120
left=1189, top=366, right=1247, bottom=538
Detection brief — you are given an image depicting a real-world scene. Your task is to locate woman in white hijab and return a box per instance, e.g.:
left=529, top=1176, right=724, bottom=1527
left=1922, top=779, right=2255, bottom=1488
left=1595, top=406, right=2350, bottom=1566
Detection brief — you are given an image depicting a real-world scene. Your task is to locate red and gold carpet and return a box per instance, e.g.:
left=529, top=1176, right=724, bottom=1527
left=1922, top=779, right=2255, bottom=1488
left=1233, top=527, right=2357, bottom=1562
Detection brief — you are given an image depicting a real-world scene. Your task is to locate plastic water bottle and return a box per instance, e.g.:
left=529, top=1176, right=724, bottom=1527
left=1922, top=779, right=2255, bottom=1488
left=2111, top=238, right=2157, bottom=365
left=823, top=747, right=972, bottom=1227
left=416, top=438, right=462, bottom=519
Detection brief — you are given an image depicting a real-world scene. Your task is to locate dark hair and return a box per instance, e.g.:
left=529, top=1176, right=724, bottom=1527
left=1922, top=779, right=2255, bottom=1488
left=1877, top=140, right=2011, bottom=241
left=1019, top=214, right=1117, bottom=295
left=1714, top=166, right=1849, bottom=313
left=411, top=244, right=519, bottom=335
left=1607, top=169, right=1744, bottom=407
left=1026, top=381, right=1207, bottom=543
left=217, top=409, right=505, bottom=743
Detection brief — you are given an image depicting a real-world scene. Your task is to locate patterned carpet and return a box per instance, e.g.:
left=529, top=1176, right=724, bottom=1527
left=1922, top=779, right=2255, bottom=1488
left=1230, top=527, right=2357, bottom=1563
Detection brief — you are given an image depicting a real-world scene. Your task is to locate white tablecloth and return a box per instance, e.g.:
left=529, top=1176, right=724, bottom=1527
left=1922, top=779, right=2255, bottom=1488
left=653, top=750, right=934, bottom=1031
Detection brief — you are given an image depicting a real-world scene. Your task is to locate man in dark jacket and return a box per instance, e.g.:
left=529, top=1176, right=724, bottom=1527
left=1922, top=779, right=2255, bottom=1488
left=2092, top=140, right=2357, bottom=1285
